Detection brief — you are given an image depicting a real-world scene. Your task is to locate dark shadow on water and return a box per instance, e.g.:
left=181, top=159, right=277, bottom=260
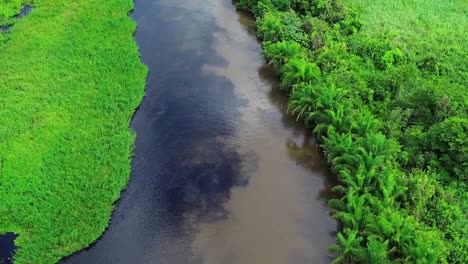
left=62, top=0, right=337, bottom=263
left=0, top=233, right=18, bottom=264
left=0, top=5, right=33, bottom=33
left=61, top=1, right=249, bottom=263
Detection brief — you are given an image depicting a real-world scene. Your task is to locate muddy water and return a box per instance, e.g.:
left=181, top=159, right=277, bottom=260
left=62, top=0, right=337, bottom=263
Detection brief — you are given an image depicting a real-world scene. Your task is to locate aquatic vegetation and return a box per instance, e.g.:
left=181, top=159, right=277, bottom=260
left=0, top=0, right=28, bottom=26
left=238, top=0, right=467, bottom=262
left=0, top=0, right=147, bottom=263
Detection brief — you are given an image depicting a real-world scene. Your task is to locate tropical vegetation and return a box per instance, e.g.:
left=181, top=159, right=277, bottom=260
left=237, top=0, right=467, bottom=263
left=0, top=0, right=147, bottom=263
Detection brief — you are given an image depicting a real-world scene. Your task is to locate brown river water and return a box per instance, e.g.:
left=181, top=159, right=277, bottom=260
left=61, top=0, right=338, bottom=263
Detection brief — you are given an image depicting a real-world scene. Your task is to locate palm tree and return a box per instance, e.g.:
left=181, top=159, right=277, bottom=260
left=311, top=84, right=347, bottom=113
left=329, top=196, right=347, bottom=211
left=375, top=207, right=440, bottom=263
left=313, top=104, right=353, bottom=136
left=257, top=12, right=283, bottom=42
left=351, top=110, right=381, bottom=136
left=401, top=229, right=447, bottom=263
left=366, top=237, right=390, bottom=263
left=322, top=128, right=356, bottom=164
left=280, top=58, right=321, bottom=90
left=334, top=189, right=369, bottom=230
left=329, top=228, right=365, bottom=263
left=358, top=132, right=399, bottom=161
left=332, top=145, right=384, bottom=179
left=358, top=149, right=384, bottom=175
left=288, top=84, right=316, bottom=121
left=339, top=164, right=376, bottom=193
left=263, top=41, right=305, bottom=69
left=377, top=169, right=405, bottom=207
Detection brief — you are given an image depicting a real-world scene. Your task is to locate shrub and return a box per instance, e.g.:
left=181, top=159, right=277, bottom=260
left=428, top=117, right=468, bottom=181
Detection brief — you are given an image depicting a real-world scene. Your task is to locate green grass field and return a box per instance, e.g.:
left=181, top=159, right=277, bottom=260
left=0, top=1, right=147, bottom=263
left=350, top=0, right=467, bottom=101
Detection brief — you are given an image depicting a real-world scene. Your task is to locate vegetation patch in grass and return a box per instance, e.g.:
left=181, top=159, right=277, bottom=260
left=0, top=0, right=147, bottom=263
left=350, top=0, right=467, bottom=107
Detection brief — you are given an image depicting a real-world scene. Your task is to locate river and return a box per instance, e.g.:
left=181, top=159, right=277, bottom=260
left=62, top=0, right=337, bottom=263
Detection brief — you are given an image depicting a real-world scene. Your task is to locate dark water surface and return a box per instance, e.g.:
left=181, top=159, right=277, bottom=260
left=0, top=232, right=17, bottom=264
left=62, top=0, right=337, bottom=263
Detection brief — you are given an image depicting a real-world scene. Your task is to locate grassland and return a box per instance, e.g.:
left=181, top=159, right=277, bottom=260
left=351, top=0, right=467, bottom=103
left=0, top=0, right=147, bottom=263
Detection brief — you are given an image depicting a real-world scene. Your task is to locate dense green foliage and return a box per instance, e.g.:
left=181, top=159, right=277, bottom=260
left=0, top=0, right=147, bottom=263
left=0, top=0, right=29, bottom=26
left=237, top=0, right=467, bottom=262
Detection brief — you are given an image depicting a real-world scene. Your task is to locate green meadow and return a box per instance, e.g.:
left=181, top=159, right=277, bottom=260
left=0, top=0, right=147, bottom=263
left=352, top=0, right=467, bottom=102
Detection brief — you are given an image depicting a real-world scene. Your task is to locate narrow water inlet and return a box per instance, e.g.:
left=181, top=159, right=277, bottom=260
left=0, top=5, right=33, bottom=33
left=0, top=232, right=18, bottom=264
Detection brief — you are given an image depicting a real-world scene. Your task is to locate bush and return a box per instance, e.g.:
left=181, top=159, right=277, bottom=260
left=302, top=16, right=329, bottom=49
left=263, top=41, right=306, bottom=69
left=280, top=58, right=321, bottom=90
left=257, top=11, right=308, bottom=45
left=428, top=117, right=468, bottom=181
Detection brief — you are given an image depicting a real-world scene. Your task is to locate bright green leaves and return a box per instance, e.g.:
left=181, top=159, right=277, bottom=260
left=287, top=83, right=315, bottom=121
left=381, top=48, right=403, bottom=69
left=428, top=116, right=468, bottom=181
left=257, top=10, right=308, bottom=44
left=280, top=58, right=320, bottom=90
left=366, top=237, right=390, bottom=263
left=263, top=41, right=305, bottom=69
left=0, top=0, right=31, bottom=26
left=352, top=110, right=381, bottom=137
left=329, top=228, right=364, bottom=264
left=0, top=0, right=147, bottom=263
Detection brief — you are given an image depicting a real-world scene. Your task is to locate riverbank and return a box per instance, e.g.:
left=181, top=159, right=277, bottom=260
left=0, top=0, right=147, bottom=263
left=237, top=0, right=467, bottom=263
